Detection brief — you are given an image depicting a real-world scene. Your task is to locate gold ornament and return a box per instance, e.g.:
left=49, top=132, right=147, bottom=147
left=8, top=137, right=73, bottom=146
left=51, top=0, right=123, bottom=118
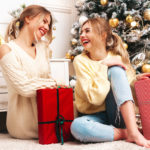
left=100, top=0, right=108, bottom=6
left=65, top=52, right=71, bottom=59
left=123, top=42, right=128, bottom=49
left=53, top=26, right=56, bottom=30
left=71, top=55, right=75, bottom=60
left=130, top=21, right=138, bottom=28
left=126, top=15, right=133, bottom=23
left=141, top=63, right=150, bottom=73
left=144, top=9, right=150, bottom=21
left=109, top=18, right=119, bottom=28
left=72, top=41, right=76, bottom=45
left=71, top=39, right=78, bottom=45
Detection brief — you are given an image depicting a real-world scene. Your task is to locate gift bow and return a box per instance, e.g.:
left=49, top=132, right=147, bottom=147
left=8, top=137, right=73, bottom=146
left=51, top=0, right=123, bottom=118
left=56, top=114, right=65, bottom=144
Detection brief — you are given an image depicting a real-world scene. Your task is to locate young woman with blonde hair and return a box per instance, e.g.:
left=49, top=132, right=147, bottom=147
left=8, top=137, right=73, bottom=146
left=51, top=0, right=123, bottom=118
left=0, top=5, right=57, bottom=139
left=71, top=17, right=150, bottom=148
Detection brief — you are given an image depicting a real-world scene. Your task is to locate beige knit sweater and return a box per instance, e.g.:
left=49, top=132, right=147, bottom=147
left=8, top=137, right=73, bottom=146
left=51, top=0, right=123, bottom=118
left=0, top=40, right=56, bottom=139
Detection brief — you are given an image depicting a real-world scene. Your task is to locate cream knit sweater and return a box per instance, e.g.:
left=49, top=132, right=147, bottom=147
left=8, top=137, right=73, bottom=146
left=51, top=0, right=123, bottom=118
left=0, top=41, right=56, bottom=139
left=73, top=53, right=137, bottom=114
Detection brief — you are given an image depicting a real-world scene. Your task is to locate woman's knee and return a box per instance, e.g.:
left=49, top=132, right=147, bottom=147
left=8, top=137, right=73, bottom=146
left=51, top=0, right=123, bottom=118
left=108, top=66, right=126, bottom=81
left=71, top=118, right=82, bottom=134
left=71, top=117, right=89, bottom=142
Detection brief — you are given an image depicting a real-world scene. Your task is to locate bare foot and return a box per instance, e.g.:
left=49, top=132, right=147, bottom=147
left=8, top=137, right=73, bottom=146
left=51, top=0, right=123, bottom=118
left=126, top=130, right=150, bottom=148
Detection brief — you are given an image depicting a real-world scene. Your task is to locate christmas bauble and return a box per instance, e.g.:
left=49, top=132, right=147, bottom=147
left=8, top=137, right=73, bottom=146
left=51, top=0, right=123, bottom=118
left=144, top=9, right=150, bottom=21
left=141, top=63, right=150, bottom=73
left=123, top=42, right=128, bottom=49
left=71, top=55, right=75, bottom=60
left=131, top=53, right=145, bottom=66
left=130, top=21, right=138, bottom=28
left=70, top=28, right=77, bottom=35
left=126, top=15, right=133, bottom=23
left=100, top=0, right=108, bottom=6
left=109, top=18, right=119, bottom=28
left=70, top=79, right=76, bottom=87
left=71, top=38, right=78, bottom=45
left=65, top=52, right=71, bottom=59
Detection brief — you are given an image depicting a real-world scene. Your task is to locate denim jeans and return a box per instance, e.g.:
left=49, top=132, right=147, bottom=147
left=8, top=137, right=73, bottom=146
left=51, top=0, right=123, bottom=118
left=71, top=66, right=134, bottom=142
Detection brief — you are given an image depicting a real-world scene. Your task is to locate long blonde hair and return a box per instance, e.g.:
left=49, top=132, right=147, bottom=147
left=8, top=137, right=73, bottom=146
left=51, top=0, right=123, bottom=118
left=82, top=17, right=131, bottom=66
left=5, top=5, right=53, bottom=44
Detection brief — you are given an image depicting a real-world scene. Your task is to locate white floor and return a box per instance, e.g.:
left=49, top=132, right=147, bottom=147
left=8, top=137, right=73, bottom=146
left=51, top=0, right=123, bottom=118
left=0, top=133, right=148, bottom=150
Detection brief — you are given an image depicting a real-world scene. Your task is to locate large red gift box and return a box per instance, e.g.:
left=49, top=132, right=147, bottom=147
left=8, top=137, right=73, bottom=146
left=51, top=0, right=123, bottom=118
left=134, top=78, right=150, bottom=140
left=37, top=88, right=74, bottom=144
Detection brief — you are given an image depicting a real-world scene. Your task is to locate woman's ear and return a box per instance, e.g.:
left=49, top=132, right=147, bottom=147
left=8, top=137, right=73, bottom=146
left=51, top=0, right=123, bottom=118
left=25, top=16, right=31, bottom=24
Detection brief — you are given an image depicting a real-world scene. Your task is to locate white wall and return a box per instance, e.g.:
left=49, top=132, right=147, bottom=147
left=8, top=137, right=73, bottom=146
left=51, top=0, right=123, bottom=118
left=0, top=0, right=34, bottom=36
left=0, top=0, right=76, bottom=58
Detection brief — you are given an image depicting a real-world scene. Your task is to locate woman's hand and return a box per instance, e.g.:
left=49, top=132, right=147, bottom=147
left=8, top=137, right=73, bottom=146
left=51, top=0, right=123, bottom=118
left=48, top=85, right=57, bottom=89
left=136, top=73, right=150, bottom=80
left=57, top=85, right=70, bottom=88
left=48, top=85, right=70, bottom=89
left=101, top=56, right=126, bottom=70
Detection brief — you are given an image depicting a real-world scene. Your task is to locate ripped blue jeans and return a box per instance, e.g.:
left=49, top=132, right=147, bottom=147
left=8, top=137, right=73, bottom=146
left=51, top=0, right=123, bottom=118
left=71, top=66, right=134, bottom=142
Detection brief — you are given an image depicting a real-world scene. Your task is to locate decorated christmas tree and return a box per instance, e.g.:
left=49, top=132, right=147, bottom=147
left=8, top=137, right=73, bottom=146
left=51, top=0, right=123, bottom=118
left=67, top=0, right=150, bottom=74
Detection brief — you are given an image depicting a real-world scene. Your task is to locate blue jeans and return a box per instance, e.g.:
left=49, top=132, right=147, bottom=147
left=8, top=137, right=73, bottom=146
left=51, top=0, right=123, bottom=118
left=71, top=66, right=134, bottom=142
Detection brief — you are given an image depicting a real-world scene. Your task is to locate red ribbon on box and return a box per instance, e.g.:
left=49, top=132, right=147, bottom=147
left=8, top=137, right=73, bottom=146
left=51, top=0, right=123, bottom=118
left=37, top=88, right=74, bottom=144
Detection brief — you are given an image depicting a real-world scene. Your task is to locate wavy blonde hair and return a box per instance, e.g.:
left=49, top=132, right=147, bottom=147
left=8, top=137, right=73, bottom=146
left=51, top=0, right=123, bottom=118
left=82, top=17, right=132, bottom=67
left=5, top=5, right=53, bottom=44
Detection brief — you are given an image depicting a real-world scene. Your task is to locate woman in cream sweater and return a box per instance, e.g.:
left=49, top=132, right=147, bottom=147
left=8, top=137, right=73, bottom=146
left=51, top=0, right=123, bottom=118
left=0, top=5, right=57, bottom=139
left=71, top=17, right=150, bottom=148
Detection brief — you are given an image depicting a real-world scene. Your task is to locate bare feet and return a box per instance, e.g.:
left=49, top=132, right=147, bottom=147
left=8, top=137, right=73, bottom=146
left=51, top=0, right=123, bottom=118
left=114, top=128, right=150, bottom=148
left=126, top=130, right=150, bottom=148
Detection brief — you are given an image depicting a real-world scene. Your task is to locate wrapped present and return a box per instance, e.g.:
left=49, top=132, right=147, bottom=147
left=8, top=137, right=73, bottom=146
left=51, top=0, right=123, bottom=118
left=134, top=78, right=150, bottom=140
left=37, top=88, right=74, bottom=144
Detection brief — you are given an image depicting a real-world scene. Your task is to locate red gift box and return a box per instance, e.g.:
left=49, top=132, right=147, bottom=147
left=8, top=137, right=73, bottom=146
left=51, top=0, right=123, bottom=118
left=134, top=78, right=150, bottom=140
left=37, top=88, right=74, bottom=144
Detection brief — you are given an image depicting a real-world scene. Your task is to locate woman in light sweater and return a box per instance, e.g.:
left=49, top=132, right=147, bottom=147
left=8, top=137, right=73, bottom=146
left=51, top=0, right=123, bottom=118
left=0, top=5, right=57, bottom=139
left=71, top=17, right=150, bottom=148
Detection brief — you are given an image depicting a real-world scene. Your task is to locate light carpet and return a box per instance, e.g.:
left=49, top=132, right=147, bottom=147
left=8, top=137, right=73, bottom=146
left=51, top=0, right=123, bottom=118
left=0, top=134, right=149, bottom=150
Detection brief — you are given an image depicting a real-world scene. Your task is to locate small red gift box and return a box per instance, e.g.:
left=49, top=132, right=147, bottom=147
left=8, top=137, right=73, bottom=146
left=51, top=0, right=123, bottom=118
left=134, top=78, right=150, bottom=140
left=37, top=88, right=74, bottom=144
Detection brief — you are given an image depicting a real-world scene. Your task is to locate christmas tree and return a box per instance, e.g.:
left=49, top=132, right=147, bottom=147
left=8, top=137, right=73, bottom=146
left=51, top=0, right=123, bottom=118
left=67, top=0, right=150, bottom=73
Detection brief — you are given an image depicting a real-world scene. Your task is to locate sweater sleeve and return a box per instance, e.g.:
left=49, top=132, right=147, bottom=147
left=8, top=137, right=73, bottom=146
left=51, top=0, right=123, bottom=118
left=0, top=51, right=56, bottom=97
left=73, top=55, right=110, bottom=105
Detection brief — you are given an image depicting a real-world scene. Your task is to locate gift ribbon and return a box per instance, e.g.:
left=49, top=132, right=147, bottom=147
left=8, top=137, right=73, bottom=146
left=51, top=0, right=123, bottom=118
left=38, top=88, right=73, bottom=145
